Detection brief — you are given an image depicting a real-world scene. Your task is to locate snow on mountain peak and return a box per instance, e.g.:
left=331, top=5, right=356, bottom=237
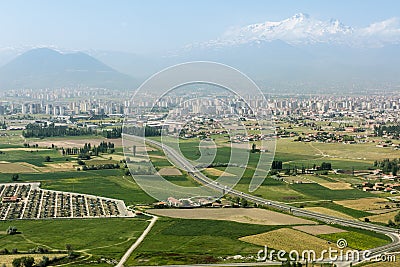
left=197, top=14, right=400, bottom=49
left=218, top=13, right=353, bottom=46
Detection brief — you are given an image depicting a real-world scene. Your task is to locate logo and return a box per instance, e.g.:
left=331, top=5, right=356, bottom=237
left=256, top=239, right=397, bottom=264
left=336, top=238, right=348, bottom=249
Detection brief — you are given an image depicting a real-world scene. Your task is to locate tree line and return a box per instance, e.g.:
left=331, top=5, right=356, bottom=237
left=375, top=125, right=400, bottom=137
left=124, top=125, right=161, bottom=137
left=23, top=123, right=94, bottom=138
left=374, top=158, right=399, bottom=175
left=62, top=141, right=115, bottom=158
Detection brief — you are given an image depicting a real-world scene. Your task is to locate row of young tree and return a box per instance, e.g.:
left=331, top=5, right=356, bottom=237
left=79, top=163, right=120, bottom=171
left=62, top=141, right=115, bottom=158
left=271, top=161, right=332, bottom=171
left=101, top=127, right=122, bottom=138
left=22, top=123, right=94, bottom=138
left=374, top=159, right=399, bottom=175
left=22, top=123, right=124, bottom=139
left=124, top=125, right=161, bottom=137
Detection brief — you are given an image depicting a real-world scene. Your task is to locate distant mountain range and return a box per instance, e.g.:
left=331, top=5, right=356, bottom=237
left=0, top=14, right=399, bottom=92
left=190, top=13, right=400, bottom=49
left=0, top=48, right=136, bottom=90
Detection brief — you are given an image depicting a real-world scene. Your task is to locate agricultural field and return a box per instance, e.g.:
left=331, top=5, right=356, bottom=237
left=0, top=162, right=38, bottom=173
left=361, top=210, right=400, bottom=224
left=239, top=228, right=335, bottom=255
left=126, top=218, right=282, bottom=266
left=148, top=208, right=316, bottom=225
left=318, top=227, right=392, bottom=250
left=292, top=225, right=346, bottom=235
left=0, top=254, right=67, bottom=266
left=289, top=183, right=374, bottom=201
left=334, top=198, right=395, bottom=212
left=293, top=201, right=373, bottom=219
left=304, top=207, right=355, bottom=220
left=0, top=218, right=149, bottom=263
left=319, top=182, right=353, bottom=190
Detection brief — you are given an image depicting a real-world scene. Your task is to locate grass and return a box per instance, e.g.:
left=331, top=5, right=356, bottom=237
left=0, top=149, right=74, bottom=167
left=319, top=231, right=390, bottom=250
left=41, top=170, right=155, bottom=205
left=127, top=218, right=281, bottom=266
left=290, top=183, right=374, bottom=201
left=0, top=218, right=149, bottom=260
left=292, top=202, right=373, bottom=219
left=0, top=169, right=155, bottom=205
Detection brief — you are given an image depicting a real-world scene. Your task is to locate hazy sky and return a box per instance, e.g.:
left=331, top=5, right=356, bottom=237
left=0, top=0, right=398, bottom=54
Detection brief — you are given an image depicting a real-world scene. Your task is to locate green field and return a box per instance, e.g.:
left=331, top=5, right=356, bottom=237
left=0, top=169, right=155, bottom=205
left=319, top=225, right=392, bottom=250
left=290, top=183, right=374, bottom=201
left=0, top=149, right=74, bottom=167
left=0, top=218, right=149, bottom=262
left=127, top=218, right=281, bottom=265
left=292, top=201, right=373, bottom=219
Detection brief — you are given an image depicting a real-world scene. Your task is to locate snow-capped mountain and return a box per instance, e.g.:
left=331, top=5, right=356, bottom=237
left=194, top=13, right=400, bottom=49
left=219, top=13, right=352, bottom=46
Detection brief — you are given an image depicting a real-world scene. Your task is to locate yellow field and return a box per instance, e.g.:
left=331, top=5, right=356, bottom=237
left=158, top=167, right=182, bottom=176
left=304, top=207, right=354, bottom=220
left=362, top=211, right=399, bottom=224
left=0, top=148, right=51, bottom=151
left=293, top=225, right=347, bottom=235
left=334, top=198, right=391, bottom=211
left=0, top=254, right=66, bottom=265
left=149, top=208, right=317, bottom=225
left=35, top=138, right=122, bottom=148
left=0, top=162, right=38, bottom=173
left=203, top=168, right=236, bottom=177
left=320, top=182, right=353, bottom=190
left=240, top=228, right=335, bottom=255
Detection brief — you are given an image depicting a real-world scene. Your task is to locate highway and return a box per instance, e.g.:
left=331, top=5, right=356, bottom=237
left=127, top=135, right=400, bottom=266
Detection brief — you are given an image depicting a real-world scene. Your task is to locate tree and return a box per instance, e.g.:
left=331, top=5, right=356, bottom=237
left=44, top=156, right=51, bottom=162
left=7, top=226, right=18, bottom=235
left=251, top=143, right=256, bottom=153
left=271, top=160, right=283, bottom=170
left=37, top=256, right=49, bottom=267
left=21, top=257, right=34, bottom=267
left=11, top=174, right=19, bottom=182
left=12, top=258, right=22, bottom=267
left=66, top=244, right=73, bottom=257
left=392, top=165, right=398, bottom=176
left=241, top=198, right=248, bottom=208
left=394, top=212, right=400, bottom=223
left=320, top=162, right=332, bottom=170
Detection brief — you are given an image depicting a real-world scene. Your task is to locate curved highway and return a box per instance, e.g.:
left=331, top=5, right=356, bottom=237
left=127, top=134, right=400, bottom=265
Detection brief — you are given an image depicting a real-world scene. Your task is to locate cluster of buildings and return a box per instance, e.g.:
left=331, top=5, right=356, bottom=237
left=1, top=88, right=400, bottom=121
left=361, top=181, right=400, bottom=194
left=0, top=183, right=132, bottom=220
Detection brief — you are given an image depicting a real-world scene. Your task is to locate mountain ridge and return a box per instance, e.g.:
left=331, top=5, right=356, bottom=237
left=0, top=48, right=136, bottom=90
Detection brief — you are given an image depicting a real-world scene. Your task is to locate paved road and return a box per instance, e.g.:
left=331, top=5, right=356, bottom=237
left=116, top=214, right=158, bottom=267
left=126, top=135, right=400, bottom=266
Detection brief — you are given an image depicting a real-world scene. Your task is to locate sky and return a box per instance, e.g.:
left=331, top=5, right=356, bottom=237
left=0, top=0, right=399, bottom=54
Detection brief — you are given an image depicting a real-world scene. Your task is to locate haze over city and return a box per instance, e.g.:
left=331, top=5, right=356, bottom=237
left=1, top=1, right=400, bottom=267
